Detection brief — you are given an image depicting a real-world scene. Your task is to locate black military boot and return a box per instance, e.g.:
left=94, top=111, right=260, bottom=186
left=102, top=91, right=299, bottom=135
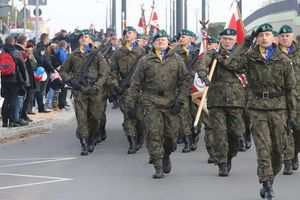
left=127, top=136, right=136, bottom=154
left=218, top=163, right=229, bottom=177
left=239, top=137, right=246, bottom=152
left=162, top=154, right=171, bottom=174
left=87, top=135, right=95, bottom=153
left=292, top=154, right=299, bottom=170
left=191, top=134, right=199, bottom=151
left=135, top=134, right=144, bottom=151
left=207, top=156, right=215, bottom=164
left=80, top=138, right=88, bottom=156
left=95, top=130, right=102, bottom=144
left=182, top=135, right=191, bottom=153
left=283, top=160, right=293, bottom=175
left=148, top=157, right=154, bottom=164
left=245, top=134, right=252, bottom=149
left=153, top=166, right=164, bottom=179
left=260, top=180, right=275, bottom=200
left=100, top=128, right=107, bottom=141
left=177, top=135, right=183, bottom=144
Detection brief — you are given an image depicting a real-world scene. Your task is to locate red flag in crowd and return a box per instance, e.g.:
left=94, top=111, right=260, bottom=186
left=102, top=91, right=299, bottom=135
left=137, top=4, right=147, bottom=34
left=148, top=2, right=159, bottom=36
left=225, top=1, right=245, bottom=45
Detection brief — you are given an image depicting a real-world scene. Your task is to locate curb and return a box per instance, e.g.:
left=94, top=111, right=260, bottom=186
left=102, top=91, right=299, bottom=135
left=0, top=112, right=75, bottom=140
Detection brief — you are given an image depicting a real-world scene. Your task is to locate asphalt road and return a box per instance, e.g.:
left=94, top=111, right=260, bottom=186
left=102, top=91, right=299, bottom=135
left=0, top=105, right=299, bottom=200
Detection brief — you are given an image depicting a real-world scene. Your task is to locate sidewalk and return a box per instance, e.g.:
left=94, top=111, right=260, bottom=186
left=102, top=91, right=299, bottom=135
left=0, top=105, right=75, bottom=139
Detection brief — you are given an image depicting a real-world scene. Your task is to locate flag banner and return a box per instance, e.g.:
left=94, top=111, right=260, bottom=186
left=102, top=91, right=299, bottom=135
left=225, top=1, right=245, bottom=45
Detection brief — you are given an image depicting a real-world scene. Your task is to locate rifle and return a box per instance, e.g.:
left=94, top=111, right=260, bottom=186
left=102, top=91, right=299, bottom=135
left=119, top=53, right=145, bottom=90
left=186, top=48, right=200, bottom=77
left=72, top=47, right=102, bottom=95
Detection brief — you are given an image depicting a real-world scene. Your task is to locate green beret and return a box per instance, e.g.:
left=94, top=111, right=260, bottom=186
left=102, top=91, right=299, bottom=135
left=137, top=33, right=146, bottom=39
left=272, top=31, right=279, bottom=37
left=178, top=29, right=195, bottom=37
left=153, top=30, right=169, bottom=42
left=256, top=23, right=273, bottom=35
left=122, top=26, right=136, bottom=36
left=91, top=35, right=103, bottom=43
left=279, top=24, right=293, bottom=34
left=208, top=36, right=219, bottom=44
left=173, top=35, right=178, bottom=42
left=167, top=36, right=173, bottom=44
left=80, top=29, right=90, bottom=36
left=219, top=28, right=237, bottom=36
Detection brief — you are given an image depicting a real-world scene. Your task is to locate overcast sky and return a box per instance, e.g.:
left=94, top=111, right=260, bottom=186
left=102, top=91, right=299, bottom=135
left=16, top=0, right=266, bottom=36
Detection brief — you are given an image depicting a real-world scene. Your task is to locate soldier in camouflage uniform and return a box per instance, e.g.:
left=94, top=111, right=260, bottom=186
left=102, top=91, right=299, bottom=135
left=196, top=28, right=246, bottom=176
left=205, top=36, right=219, bottom=163
left=126, top=30, right=190, bottom=178
left=222, top=23, right=296, bottom=200
left=60, top=30, right=109, bottom=156
left=174, top=29, right=198, bottom=153
left=278, top=24, right=300, bottom=174
left=110, top=26, right=145, bottom=154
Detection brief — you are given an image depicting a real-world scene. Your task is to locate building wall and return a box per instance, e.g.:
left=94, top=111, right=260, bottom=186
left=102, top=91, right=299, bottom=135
left=244, top=0, right=300, bottom=36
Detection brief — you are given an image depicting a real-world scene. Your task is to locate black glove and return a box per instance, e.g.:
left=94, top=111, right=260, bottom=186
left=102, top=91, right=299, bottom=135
left=127, top=107, right=136, bottom=119
left=170, top=101, right=183, bottom=115
left=86, top=85, right=98, bottom=95
left=68, top=78, right=81, bottom=90
left=244, top=30, right=256, bottom=47
left=211, top=49, right=220, bottom=59
left=198, top=75, right=210, bottom=86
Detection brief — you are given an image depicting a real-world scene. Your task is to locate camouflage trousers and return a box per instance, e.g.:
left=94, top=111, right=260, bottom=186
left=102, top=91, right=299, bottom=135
left=144, top=101, right=179, bottom=168
left=74, top=92, right=104, bottom=139
left=179, top=96, right=193, bottom=136
left=285, top=100, right=300, bottom=158
left=284, top=130, right=295, bottom=160
left=119, top=95, right=145, bottom=137
left=210, top=107, right=245, bottom=164
left=202, top=111, right=214, bottom=159
left=99, top=96, right=107, bottom=132
left=249, top=110, right=287, bottom=183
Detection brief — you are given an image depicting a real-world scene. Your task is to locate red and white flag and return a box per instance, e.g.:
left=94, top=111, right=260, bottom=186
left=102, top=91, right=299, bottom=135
left=225, top=1, right=248, bottom=87
left=137, top=5, right=147, bottom=34
left=225, top=1, right=245, bottom=45
left=148, top=7, right=159, bottom=36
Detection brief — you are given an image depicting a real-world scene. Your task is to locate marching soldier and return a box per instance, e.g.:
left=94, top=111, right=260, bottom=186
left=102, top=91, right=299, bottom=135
left=174, top=29, right=198, bottom=153
left=60, top=30, right=109, bottom=156
left=196, top=28, right=246, bottom=176
left=278, top=24, right=300, bottom=174
left=126, top=30, right=190, bottom=178
left=222, top=23, right=296, bottom=200
left=110, top=26, right=145, bottom=154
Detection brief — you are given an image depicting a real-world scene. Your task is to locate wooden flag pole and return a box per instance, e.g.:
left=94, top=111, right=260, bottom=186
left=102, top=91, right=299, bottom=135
left=193, top=58, right=217, bottom=128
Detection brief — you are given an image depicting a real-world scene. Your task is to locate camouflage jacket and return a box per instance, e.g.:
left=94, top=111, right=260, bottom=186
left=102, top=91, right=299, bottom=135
left=279, top=41, right=300, bottom=100
left=223, top=43, right=296, bottom=119
left=60, top=46, right=109, bottom=95
left=196, top=45, right=246, bottom=108
left=126, top=48, right=190, bottom=108
left=110, top=43, right=145, bottom=88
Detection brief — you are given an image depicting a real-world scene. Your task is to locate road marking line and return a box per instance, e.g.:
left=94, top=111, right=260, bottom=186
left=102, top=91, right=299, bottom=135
left=0, top=157, right=75, bottom=161
left=0, top=157, right=76, bottom=168
left=0, top=172, right=73, bottom=190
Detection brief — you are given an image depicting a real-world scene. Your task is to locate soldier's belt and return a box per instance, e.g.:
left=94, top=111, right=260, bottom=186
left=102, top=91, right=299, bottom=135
left=145, top=90, right=175, bottom=97
left=255, top=92, right=283, bottom=99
